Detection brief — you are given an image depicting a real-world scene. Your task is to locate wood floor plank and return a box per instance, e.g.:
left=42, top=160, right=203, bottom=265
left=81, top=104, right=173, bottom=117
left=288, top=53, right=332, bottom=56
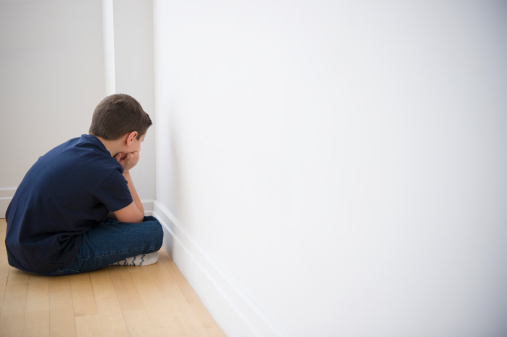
left=26, top=274, right=50, bottom=312
left=49, top=307, right=77, bottom=337
left=0, top=281, right=27, bottom=337
left=0, top=255, right=9, bottom=307
left=189, top=302, right=227, bottom=337
left=108, top=266, right=158, bottom=336
left=150, top=256, right=190, bottom=313
left=128, top=266, right=182, bottom=337
left=90, top=268, right=129, bottom=337
left=70, top=273, right=98, bottom=317
left=0, top=220, right=8, bottom=313
left=165, top=260, right=226, bottom=336
left=149, top=254, right=211, bottom=337
left=108, top=267, right=145, bottom=312
left=49, top=276, right=76, bottom=337
left=122, top=309, right=155, bottom=337
left=0, top=219, right=6, bottom=256
left=75, top=314, right=101, bottom=337
left=24, top=310, right=50, bottom=337
left=49, top=276, right=73, bottom=310
left=7, top=267, right=30, bottom=285
left=24, top=274, right=50, bottom=337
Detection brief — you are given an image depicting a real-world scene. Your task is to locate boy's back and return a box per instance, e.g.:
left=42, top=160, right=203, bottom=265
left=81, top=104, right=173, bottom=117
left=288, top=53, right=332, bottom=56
left=6, top=134, right=132, bottom=273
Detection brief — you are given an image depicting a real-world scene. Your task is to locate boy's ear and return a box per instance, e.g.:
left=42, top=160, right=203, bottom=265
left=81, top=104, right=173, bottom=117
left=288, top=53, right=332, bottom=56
left=126, top=131, right=138, bottom=146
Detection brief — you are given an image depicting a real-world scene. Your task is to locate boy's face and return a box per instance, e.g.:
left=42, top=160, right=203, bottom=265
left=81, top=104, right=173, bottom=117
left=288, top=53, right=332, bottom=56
left=125, top=131, right=146, bottom=153
left=129, top=133, right=146, bottom=153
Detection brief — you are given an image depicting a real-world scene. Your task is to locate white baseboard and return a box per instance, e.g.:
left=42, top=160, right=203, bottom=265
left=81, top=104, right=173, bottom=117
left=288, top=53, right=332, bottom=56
left=0, top=187, right=16, bottom=218
left=141, top=199, right=154, bottom=216
left=153, top=201, right=289, bottom=337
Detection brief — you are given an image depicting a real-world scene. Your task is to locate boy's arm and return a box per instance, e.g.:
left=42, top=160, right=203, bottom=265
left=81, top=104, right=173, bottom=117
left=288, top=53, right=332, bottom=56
left=113, top=152, right=144, bottom=223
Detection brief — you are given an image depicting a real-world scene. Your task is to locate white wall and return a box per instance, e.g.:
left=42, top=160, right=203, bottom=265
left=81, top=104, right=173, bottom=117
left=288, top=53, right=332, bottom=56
left=0, top=0, right=156, bottom=216
left=153, top=1, right=507, bottom=336
left=108, top=0, right=156, bottom=211
left=0, top=0, right=105, bottom=216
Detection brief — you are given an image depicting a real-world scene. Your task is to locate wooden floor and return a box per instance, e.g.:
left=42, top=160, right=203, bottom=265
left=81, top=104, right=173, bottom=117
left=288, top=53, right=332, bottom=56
left=0, top=218, right=226, bottom=337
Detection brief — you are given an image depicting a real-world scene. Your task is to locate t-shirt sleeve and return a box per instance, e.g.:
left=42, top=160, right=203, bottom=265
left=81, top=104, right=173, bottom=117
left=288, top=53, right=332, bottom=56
left=94, top=170, right=133, bottom=212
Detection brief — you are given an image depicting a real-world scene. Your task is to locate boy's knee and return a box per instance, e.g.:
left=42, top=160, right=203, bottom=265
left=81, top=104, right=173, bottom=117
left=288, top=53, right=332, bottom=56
left=142, top=217, right=164, bottom=249
left=143, top=215, right=157, bottom=222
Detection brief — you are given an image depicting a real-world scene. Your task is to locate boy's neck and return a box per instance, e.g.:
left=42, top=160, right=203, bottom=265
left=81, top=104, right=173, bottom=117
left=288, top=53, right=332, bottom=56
left=93, top=135, right=126, bottom=157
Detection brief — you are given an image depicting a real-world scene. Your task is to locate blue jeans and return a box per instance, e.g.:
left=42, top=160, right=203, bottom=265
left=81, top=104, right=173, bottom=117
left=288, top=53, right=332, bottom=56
left=46, top=216, right=163, bottom=276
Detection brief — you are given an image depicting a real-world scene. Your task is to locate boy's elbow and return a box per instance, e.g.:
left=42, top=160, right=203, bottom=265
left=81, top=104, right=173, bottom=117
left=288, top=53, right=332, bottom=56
left=114, top=202, right=144, bottom=223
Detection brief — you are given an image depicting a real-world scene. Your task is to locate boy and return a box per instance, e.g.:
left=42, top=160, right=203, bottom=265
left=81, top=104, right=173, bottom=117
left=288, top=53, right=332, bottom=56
left=5, top=94, right=163, bottom=276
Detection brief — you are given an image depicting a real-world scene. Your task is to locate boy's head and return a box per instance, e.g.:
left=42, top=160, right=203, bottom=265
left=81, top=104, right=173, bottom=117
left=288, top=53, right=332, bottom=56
left=89, top=94, right=152, bottom=140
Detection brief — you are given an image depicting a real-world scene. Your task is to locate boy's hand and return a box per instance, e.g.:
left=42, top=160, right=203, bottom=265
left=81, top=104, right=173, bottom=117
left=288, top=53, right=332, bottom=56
left=114, top=152, right=139, bottom=172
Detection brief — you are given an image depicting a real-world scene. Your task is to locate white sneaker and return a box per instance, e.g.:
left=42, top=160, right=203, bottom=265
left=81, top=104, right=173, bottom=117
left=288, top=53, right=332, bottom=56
left=110, top=252, right=159, bottom=266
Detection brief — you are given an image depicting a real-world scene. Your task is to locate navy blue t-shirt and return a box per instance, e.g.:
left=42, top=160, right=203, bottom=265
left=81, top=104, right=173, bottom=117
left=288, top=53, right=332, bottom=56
left=5, top=134, right=133, bottom=273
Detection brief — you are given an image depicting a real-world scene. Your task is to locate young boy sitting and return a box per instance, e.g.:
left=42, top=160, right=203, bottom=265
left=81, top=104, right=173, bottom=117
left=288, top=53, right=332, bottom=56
left=5, top=94, right=163, bottom=276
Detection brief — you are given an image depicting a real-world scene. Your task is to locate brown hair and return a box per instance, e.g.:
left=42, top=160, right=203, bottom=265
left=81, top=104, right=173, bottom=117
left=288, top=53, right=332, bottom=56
left=89, top=94, right=152, bottom=140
